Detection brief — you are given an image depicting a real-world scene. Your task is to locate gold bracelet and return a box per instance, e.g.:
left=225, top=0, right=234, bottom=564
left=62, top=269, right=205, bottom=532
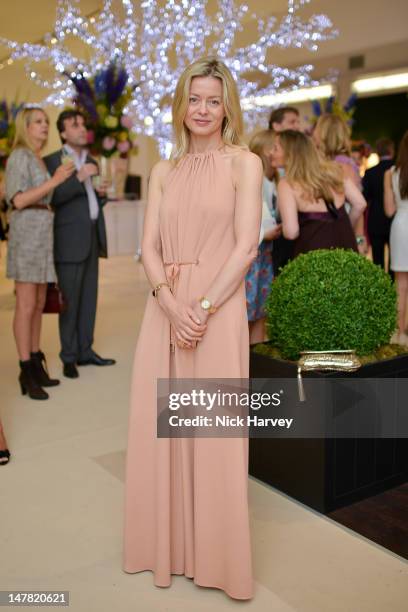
left=152, top=282, right=172, bottom=297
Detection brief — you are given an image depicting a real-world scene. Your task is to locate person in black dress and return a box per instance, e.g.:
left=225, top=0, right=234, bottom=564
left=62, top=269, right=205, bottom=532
left=363, top=138, right=394, bottom=273
left=274, top=130, right=366, bottom=256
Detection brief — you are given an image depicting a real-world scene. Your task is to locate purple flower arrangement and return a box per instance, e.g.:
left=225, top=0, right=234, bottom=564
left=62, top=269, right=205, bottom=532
left=309, top=93, right=358, bottom=127
left=0, top=100, right=24, bottom=168
left=68, top=63, right=138, bottom=158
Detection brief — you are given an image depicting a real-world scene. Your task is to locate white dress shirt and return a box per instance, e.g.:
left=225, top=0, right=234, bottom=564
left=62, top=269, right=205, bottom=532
left=258, top=176, right=277, bottom=245
left=63, top=145, right=99, bottom=220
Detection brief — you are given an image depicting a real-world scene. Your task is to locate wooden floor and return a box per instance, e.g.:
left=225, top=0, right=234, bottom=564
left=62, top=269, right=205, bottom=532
left=329, top=484, right=408, bottom=560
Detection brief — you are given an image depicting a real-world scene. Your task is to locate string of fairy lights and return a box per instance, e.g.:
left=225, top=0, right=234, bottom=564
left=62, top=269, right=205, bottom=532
left=0, top=0, right=338, bottom=154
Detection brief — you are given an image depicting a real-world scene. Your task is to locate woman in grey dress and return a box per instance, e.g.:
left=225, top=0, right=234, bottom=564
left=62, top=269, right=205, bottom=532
left=384, top=130, right=408, bottom=345
left=5, top=107, right=75, bottom=400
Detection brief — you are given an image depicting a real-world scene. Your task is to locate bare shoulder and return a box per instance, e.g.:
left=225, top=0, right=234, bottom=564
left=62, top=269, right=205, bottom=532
left=231, top=148, right=261, bottom=167
left=339, top=162, right=354, bottom=181
left=151, top=159, right=174, bottom=180
left=230, top=148, right=263, bottom=179
left=277, top=177, right=292, bottom=192
left=278, top=176, right=288, bottom=187
left=150, top=159, right=175, bottom=189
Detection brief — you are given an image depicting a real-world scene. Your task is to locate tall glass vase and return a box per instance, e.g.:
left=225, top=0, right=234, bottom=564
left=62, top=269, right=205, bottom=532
left=99, top=155, right=129, bottom=200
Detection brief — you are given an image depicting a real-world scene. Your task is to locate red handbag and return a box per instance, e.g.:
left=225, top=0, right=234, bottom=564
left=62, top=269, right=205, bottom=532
left=43, top=283, right=67, bottom=314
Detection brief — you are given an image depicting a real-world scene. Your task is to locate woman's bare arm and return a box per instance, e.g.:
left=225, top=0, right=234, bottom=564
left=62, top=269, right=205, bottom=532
left=12, top=164, right=75, bottom=209
left=383, top=169, right=396, bottom=217
left=343, top=177, right=367, bottom=227
left=339, top=163, right=366, bottom=251
left=13, top=179, right=55, bottom=209
left=278, top=178, right=299, bottom=240
left=139, top=160, right=171, bottom=291
left=340, top=161, right=360, bottom=189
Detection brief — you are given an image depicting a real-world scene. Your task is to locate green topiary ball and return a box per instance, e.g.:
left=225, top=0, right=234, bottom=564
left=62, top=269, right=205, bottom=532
left=265, top=249, right=397, bottom=360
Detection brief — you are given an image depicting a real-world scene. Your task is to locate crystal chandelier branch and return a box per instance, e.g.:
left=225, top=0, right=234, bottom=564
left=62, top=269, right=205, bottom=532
left=0, top=0, right=338, bottom=154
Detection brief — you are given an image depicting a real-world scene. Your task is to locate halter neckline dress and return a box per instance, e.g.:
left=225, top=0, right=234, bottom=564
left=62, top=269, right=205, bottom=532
left=123, top=148, right=254, bottom=600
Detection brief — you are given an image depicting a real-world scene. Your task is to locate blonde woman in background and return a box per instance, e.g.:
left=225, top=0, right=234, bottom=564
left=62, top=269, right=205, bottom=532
left=5, top=107, right=75, bottom=400
left=275, top=130, right=366, bottom=255
left=0, top=177, right=10, bottom=464
left=246, top=129, right=282, bottom=344
left=124, top=57, right=262, bottom=600
left=313, top=114, right=368, bottom=255
left=384, top=130, right=408, bottom=345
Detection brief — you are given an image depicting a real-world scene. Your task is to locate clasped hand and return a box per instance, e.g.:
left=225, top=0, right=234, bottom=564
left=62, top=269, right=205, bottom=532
left=264, top=223, right=282, bottom=241
left=357, top=236, right=369, bottom=255
left=94, top=178, right=110, bottom=197
left=160, top=294, right=209, bottom=349
left=53, top=161, right=76, bottom=186
left=77, top=163, right=98, bottom=182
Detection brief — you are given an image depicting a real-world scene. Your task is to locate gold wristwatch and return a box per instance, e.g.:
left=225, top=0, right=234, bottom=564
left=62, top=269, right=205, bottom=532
left=199, top=296, right=217, bottom=314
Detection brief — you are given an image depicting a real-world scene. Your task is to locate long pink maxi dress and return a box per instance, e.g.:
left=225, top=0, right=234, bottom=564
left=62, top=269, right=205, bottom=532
left=123, top=148, right=254, bottom=600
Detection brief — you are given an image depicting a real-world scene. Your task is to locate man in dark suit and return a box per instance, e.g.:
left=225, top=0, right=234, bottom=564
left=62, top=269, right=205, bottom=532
left=363, top=138, right=395, bottom=274
left=44, top=110, right=115, bottom=378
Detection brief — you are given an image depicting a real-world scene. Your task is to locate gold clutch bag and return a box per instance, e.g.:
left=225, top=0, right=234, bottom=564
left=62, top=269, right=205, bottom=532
left=297, top=350, right=361, bottom=401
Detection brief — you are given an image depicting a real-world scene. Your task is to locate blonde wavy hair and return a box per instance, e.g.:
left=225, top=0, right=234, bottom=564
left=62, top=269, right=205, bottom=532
left=171, top=57, right=245, bottom=160
left=279, top=130, right=344, bottom=202
left=13, top=107, right=49, bottom=152
left=314, top=114, right=351, bottom=159
left=248, top=129, right=277, bottom=181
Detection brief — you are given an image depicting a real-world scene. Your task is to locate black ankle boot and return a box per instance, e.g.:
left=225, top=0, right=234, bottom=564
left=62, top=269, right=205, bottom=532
left=30, top=351, right=60, bottom=387
left=19, top=360, right=49, bottom=400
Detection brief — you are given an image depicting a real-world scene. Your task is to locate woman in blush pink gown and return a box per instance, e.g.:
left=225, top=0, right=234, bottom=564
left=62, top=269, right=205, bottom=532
left=123, top=57, right=262, bottom=600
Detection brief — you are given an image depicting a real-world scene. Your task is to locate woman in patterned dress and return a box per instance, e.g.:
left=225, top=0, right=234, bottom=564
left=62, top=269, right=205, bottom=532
left=5, top=107, right=75, bottom=400
left=245, top=129, right=282, bottom=344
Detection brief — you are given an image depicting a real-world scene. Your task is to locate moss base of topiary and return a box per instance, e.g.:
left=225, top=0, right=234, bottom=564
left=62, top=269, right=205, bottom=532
left=252, top=341, right=408, bottom=365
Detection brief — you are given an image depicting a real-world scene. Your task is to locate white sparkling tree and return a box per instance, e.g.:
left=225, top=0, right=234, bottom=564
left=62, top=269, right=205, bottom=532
left=0, top=0, right=338, bottom=154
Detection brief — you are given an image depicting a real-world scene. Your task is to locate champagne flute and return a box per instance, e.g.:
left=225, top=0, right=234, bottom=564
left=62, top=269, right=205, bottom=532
left=99, top=157, right=114, bottom=198
left=61, top=150, right=74, bottom=165
left=92, top=174, right=101, bottom=190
